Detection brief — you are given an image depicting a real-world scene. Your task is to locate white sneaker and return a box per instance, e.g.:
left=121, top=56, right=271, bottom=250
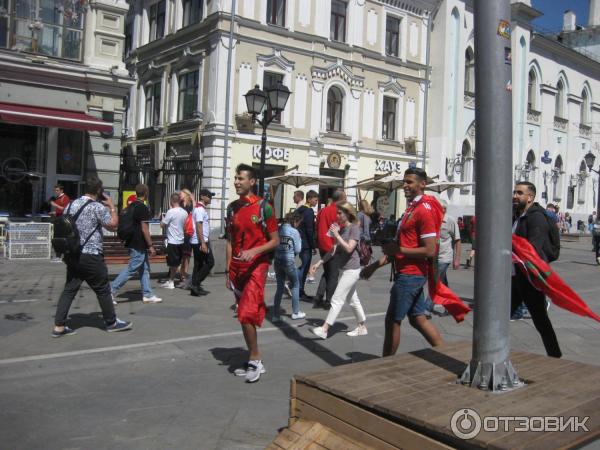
left=234, top=362, right=266, bottom=377
left=291, top=311, right=306, bottom=320
left=159, top=280, right=175, bottom=289
left=307, top=276, right=315, bottom=284
left=267, top=271, right=276, bottom=280
left=111, top=292, right=117, bottom=305
left=142, top=295, right=162, bottom=304
left=347, top=326, right=368, bottom=337
left=310, top=326, right=328, bottom=340
left=245, top=360, right=265, bottom=383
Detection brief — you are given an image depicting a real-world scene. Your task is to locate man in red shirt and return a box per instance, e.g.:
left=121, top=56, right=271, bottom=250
left=226, top=164, right=279, bottom=383
left=50, top=184, right=70, bottom=217
left=362, top=168, right=443, bottom=356
left=313, top=189, right=346, bottom=309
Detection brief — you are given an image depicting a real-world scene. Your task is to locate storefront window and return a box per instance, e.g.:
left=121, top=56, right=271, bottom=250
left=56, top=129, right=83, bottom=176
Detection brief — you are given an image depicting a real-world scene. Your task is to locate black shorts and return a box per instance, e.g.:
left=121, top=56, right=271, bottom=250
left=166, top=243, right=184, bottom=267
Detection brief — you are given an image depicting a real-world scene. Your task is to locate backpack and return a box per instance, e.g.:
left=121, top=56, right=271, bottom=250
left=117, top=202, right=138, bottom=242
left=51, top=199, right=96, bottom=256
left=542, top=212, right=561, bottom=262
left=358, top=239, right=373, bottom=266
left=184, top=203, right=202, bottom=238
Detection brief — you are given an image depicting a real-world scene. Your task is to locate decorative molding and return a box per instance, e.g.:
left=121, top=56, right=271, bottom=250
left=553, top=116, right=568, bottom=131
left=311, top=59, right=364, bottom=88
left=579, top=123, right=592, bottom=138
left=378, top=76, right=406, bottom=96
left=257, top=49, right=295, bottom=72
left=527, top=109, right=541, bottom=124
left=467, top=121, right=476, bottom=138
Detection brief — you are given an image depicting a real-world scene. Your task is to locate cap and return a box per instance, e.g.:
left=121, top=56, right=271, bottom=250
left=199, top=189, right=215, bottom=198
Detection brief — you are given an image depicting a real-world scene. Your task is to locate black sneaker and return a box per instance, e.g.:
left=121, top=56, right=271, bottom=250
left=106, top=319, right=133, bottom=332
left=191, top=287, right=209, bottom=296
left=52, top=326, right=77, bottom=338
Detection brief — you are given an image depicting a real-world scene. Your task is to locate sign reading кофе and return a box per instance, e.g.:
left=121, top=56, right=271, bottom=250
left=252, top=146, right=289, bottom=162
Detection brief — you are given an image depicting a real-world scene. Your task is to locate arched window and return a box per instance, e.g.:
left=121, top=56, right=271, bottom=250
left=460, top=140, right=473, bottom=186
left=555, top=80, right=565, bottom=118
left=464, top=48, right=475, bottom=94
left=581, top=88, right=590, bottom=125
left=524, top=150, right=536, bottom=181
left=553, top=156, right=563, bottom=201
left=527, top=69, right=537, bottom=111
left=326, top=86, right=343, bottom=132
left=578, top=160, right=587, bottom=204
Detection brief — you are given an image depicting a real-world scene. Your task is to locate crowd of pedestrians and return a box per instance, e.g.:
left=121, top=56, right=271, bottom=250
left=52, top=163, right=585, bottom=383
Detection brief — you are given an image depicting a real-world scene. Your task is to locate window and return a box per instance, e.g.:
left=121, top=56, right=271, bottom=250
left=57, top=130, right=83, bottom=176
left=460, top=140, right=472, bottom=185
left=330, top=0, right=346, bottom=42
left=382, top=96, right=397, bottom=140
left=553, top=156, right=563, bottom=201
left=145, top=82, right=161, bottom=127
left=149, top=0, right=166, bottom=42
left=326, top=86, right=343, bottom=132
left=578, top=161, right=587, bottom=203
left=581, top=89, right=589, bottom=125
left=263, top=71, right=284, bottom=124
left=266, top=0, right=285, bottom=27
left=527, top=69, right=537, bottom=111
left=178, top=70, right=199, bottom=121
left=465, top=48, right=475, bottom=94
left=3, top=0, right=84, bottom=59
left=182, top=0, right=202, bottom=27
left=555, top=79, right=565, bottom=118
left=124, top=12, right=134, bottom=57
left=385, top=16, right=400, bottom=57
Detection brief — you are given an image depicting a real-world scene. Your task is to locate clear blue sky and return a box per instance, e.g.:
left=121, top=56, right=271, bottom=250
left=532, top=0, right=589, bottom=31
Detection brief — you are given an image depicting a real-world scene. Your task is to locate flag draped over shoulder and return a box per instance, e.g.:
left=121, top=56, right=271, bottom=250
left=420, top=195, right=472, bottom=323
left=512, top=234, right=600, bottom=323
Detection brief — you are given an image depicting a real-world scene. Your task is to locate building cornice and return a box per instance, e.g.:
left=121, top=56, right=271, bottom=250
left=532, top=33, right=600, bottom=71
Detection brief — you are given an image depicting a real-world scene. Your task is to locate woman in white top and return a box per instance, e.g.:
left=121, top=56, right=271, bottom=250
left=309, top=201, right=367, bottom=339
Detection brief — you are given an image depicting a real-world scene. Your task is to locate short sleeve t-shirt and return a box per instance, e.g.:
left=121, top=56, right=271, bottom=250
left=127, top=201, right=151, bottom=251
left=337, top=223, right=361, bottom=270
left=438, top=214, right=460, bottom=264
left=395, top=196, right=439, bottom=276
left=190, top=203, right=210, bottom=244
left=161, top=206, right=188, bottom=245
left=227, top=195, right=278, bottom=264
left=67, top=196, right=111, bottom=255
left=54, top=194, right=70, bottom=217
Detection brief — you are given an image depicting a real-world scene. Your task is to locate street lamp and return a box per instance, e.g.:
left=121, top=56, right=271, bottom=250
left=244, top=82, right=291, bottom=197
left=584, top=151, right=600, bottom=213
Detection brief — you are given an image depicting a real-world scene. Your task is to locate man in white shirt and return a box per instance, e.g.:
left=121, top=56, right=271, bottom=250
left=160, top=193, right=189, bottom=289
left=190, top=189, right=215, bottom=297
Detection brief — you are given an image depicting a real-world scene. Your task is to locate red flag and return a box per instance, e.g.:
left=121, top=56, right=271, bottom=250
left=418, top=196, right=472, bottom=323
left=512, top=234, right=600, bottom=323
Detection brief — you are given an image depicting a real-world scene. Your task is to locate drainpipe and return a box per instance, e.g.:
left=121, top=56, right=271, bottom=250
left=220, top=0, right=236, bottom=234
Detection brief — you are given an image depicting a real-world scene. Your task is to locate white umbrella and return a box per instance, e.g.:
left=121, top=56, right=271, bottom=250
left=425, top=181, right=475, bottom=193
left=348, top=174, right=404, bottom=192
left=265, top=172, right=342, bottom=188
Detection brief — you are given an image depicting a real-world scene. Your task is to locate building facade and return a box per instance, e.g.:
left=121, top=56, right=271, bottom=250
left=427, top=0, right=600, bottom=223
left=123, top=0, right=438, bottom=231
left=0, top=0, right=133, bottom=215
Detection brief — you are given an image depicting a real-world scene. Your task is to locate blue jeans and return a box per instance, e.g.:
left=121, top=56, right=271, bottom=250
left=111, top=248, right=155, bottom=298
left=273, top=258, right=300, bottom=316
left=438, top=262, right=450, bottom=286
left=387, top=274, right=428, bottom=322
left=297, top=248, right=312, bottom=296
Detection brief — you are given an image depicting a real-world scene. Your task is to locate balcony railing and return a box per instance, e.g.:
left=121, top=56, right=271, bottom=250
left=553, top=116, right=568, bottom=131
left=579, top=123, right=592, bottom=138
left=527, top=109, right=541, bottom=124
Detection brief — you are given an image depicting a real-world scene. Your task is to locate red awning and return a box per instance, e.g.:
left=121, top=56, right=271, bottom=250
left=0, top=102, right=113, bottom=134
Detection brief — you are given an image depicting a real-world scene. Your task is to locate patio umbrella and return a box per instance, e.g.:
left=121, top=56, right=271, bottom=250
left=264, top=172, right=342, bottom=188
left=425, top=181, right=474, bottom=193
left=348, top=174, right=404, bottom=192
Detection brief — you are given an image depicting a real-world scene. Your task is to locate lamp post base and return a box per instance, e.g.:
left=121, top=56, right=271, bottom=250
left=459, top=358, right=522, bottom=392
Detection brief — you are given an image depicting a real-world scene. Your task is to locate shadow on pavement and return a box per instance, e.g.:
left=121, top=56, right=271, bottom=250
left=411, top=347, right=467, bottom=377
left=68, top=312, right=106, bottom=331
left=209, top=346, right=250, bottom=374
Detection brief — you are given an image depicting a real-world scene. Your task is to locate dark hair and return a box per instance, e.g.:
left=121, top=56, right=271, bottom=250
left=404, top=167, right=428, bottom=181
left=516, top=181, right=536, bottom=196
left=332, top=188, right=346, bottom=202
left=306, top=190, right=319, bottom=200
left=83, top=176, right=103, bottom=195
left=54, top=184, right=64, bottom=191
left=135, top=183, right=149, bottom=198
left=294, top=190, right=304, bottom=200
left=236, top=163, right=257, bottom=180
left=284, top=212, right=302, bottom=225
left=170, top=193, right=181, bottom=204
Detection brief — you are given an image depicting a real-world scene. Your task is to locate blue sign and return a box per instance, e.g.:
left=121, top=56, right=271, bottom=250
left=408, top=162, right=417, bottom=169
left=541, top=150, right=552, bottom=164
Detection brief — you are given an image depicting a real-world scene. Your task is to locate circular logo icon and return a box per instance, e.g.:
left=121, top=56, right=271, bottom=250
left=450, top=408, right=481, bottom=440
left=1, top=157, right=27, bottom=183
left=251, top=215, right=259, bottom=223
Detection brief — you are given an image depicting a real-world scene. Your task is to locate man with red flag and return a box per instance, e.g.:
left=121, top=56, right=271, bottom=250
left=512, top=181, right=562, bottom=358
left=361, top=168, right=470, bottom=357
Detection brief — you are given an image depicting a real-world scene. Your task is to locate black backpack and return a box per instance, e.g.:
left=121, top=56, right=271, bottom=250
left=51, top=199, right=96, bottom=256
left=543, top=212, right=561, bottom=262
left=117, top=202, right=137, bottom=242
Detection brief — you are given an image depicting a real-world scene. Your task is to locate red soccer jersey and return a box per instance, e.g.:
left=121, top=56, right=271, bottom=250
left=395, top=196, right=440, bottom=276
left=227, top=195, right=278, bottom=263
left=316, top=203, right=338, bottom=254
left=54, top=194, right=70, bottom=217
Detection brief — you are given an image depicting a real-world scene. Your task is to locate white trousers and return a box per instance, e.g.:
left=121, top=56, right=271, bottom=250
left=324, top=268, right=366, bottom=326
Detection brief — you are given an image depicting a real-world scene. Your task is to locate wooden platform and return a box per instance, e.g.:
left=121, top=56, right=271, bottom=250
left=103, top=236, right=166, bottom=264
left=278, top=342, right=600, bottom=450
left=268, top=419, right=375, bottom=450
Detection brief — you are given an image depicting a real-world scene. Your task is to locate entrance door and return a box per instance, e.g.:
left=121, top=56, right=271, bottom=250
left=319, top=167, right=345, bottom=207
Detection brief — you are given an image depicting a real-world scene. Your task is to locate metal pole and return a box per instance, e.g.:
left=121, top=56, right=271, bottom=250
left=460, top=0, right=520, bottom=391
left=258, top=120, right=267, bottom=197
left=220, top=0, right=236, bottom=234
left=596, top=170, right=600, bottom=214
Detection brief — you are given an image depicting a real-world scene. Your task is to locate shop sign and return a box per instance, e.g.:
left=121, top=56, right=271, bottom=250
left=252, top=146, right=289, bottom=162
left=375, top=159, right=403, bottom=173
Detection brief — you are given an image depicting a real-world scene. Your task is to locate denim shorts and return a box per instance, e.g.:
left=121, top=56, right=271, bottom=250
left=387, top=273, right=428, bottom=322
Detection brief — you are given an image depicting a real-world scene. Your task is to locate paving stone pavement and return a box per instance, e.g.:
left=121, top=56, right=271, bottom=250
left=0, top=237, right=599, bottom=449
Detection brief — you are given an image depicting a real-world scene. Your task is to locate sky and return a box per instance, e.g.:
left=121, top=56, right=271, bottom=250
left=532, top=0, right=590, bottom=32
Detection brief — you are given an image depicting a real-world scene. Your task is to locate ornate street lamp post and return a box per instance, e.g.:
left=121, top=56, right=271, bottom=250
left=244, top=82, right=291, bottom=197
left=584, top=151, right=600, bottom=213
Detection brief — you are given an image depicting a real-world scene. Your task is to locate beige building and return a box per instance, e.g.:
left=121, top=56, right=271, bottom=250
left=124, top=0, right=436, bottom=231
